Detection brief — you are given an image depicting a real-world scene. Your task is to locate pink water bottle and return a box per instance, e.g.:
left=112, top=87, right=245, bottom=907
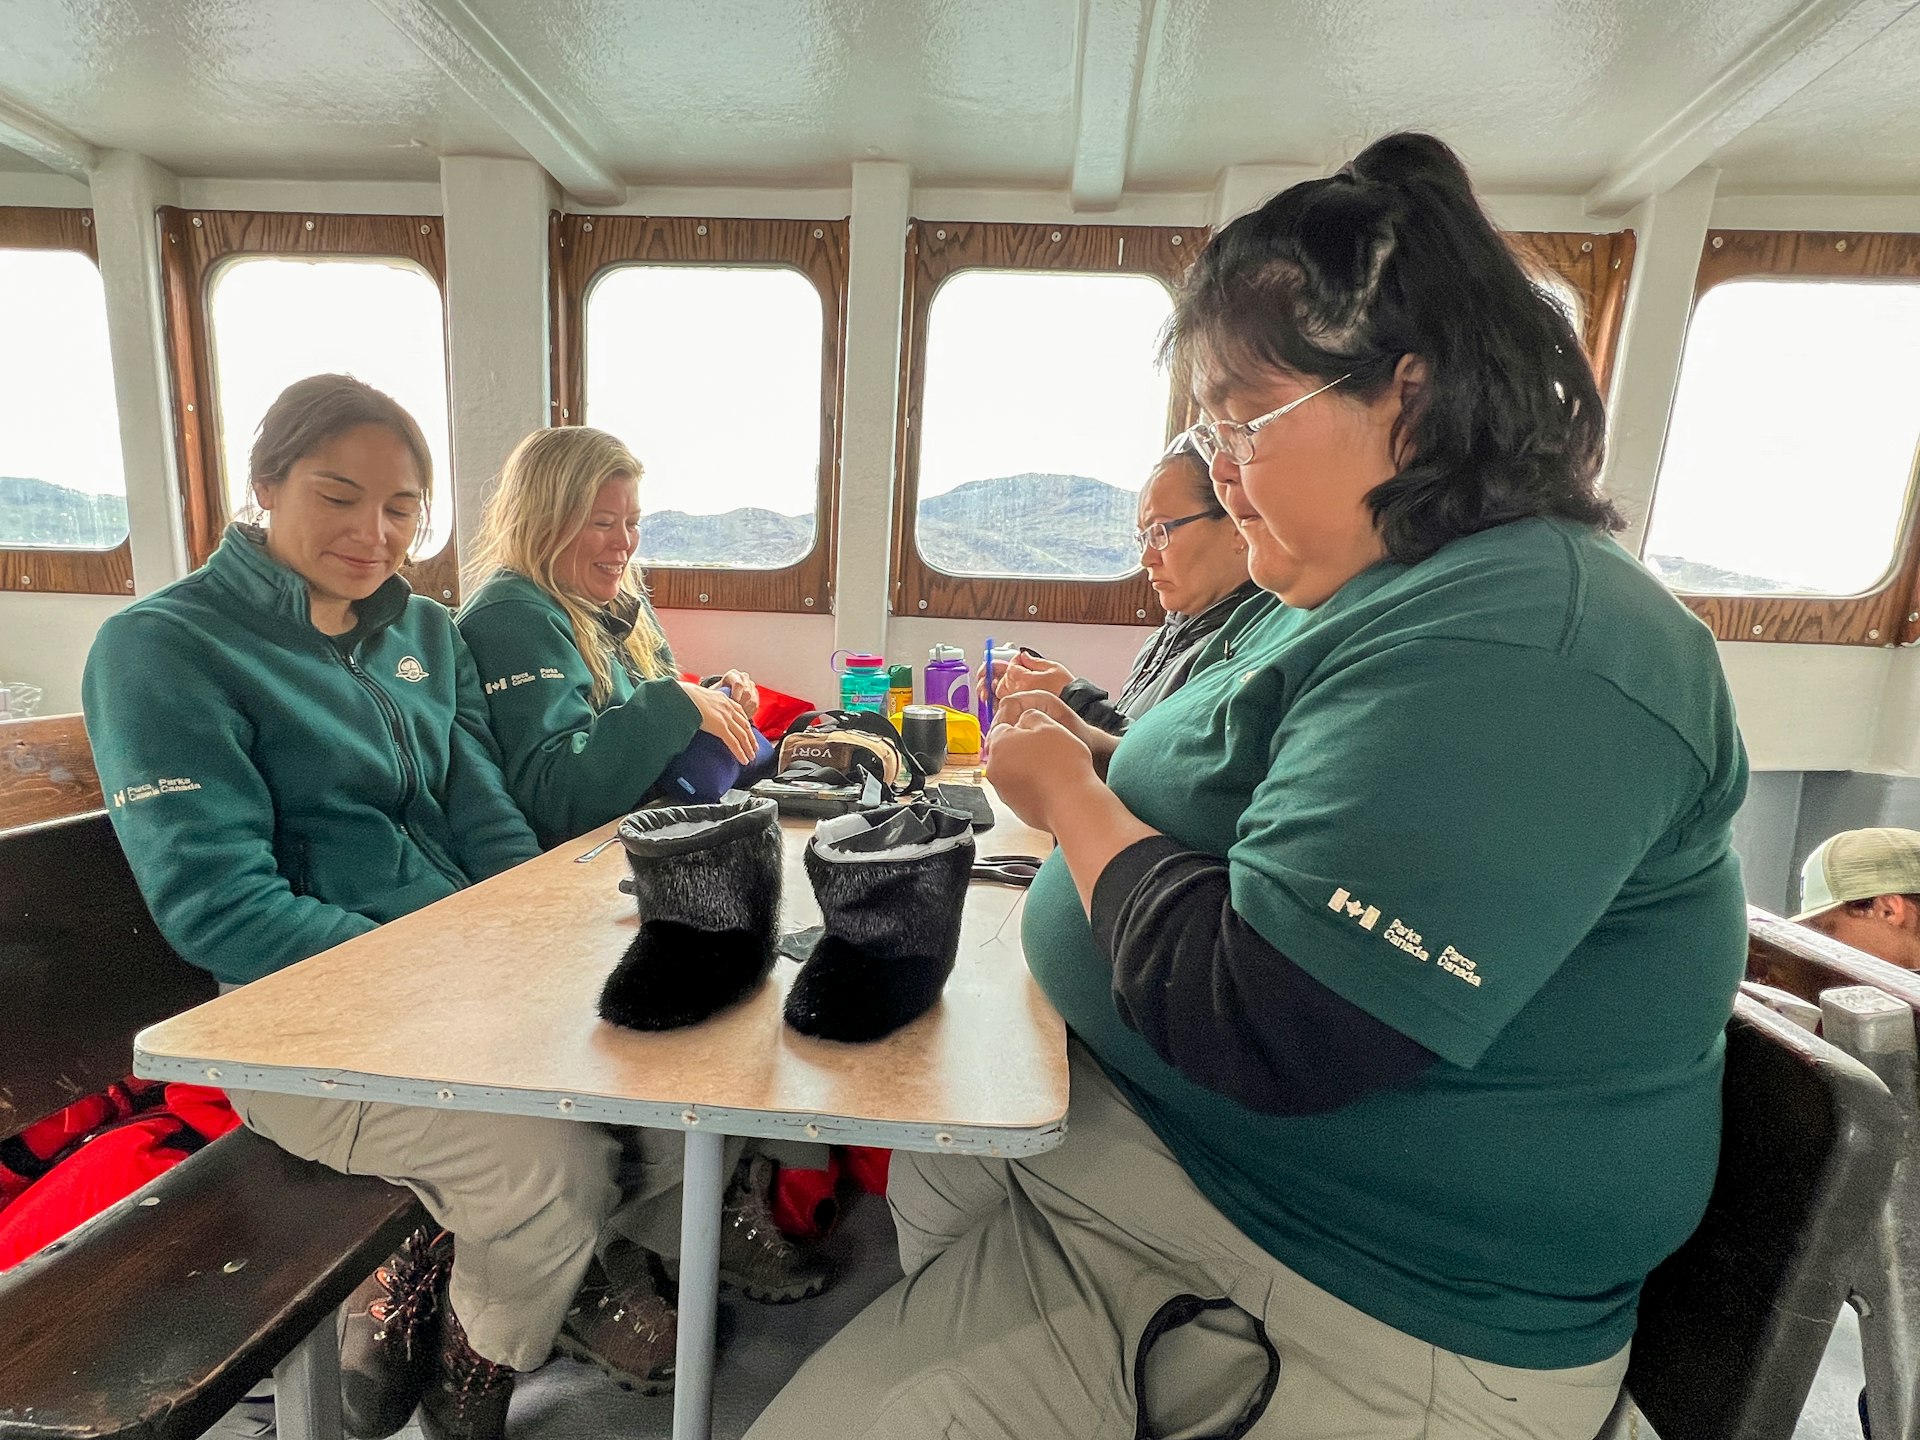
left=923, top=644, right=971, bottom=712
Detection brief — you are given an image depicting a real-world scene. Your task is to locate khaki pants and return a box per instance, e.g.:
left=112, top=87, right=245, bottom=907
left=229, top=1089, right=699, bottom=1370
left=746, top=1044, right=1628, bottom=1440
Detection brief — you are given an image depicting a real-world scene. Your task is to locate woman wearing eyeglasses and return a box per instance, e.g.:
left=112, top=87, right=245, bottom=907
left=992, top=440, right=1261, bottom=736
left=750, top=133, right=1746, bottom=1440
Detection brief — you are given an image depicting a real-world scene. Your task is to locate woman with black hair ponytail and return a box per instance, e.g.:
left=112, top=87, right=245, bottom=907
left=749, top=134, right=1748, bottom=1440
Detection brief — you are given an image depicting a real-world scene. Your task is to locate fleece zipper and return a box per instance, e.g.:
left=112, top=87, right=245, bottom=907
left=334, top=643, right=466, bottom=890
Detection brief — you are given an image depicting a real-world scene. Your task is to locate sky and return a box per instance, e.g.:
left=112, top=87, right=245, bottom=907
left=0, top=249, right=127, bottom=506
left=916, top=271, right=1175, bottom=500
left=584, top=264, right=823, bottom=530
left=1643, top=278, right=1920, bottom=595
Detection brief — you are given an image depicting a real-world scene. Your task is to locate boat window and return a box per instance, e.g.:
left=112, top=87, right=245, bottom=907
left=550, top=215, right=847, bottom=616
left=0, top=250, right=127, bottom=552
left=1646, top=278, right=1920, bottom=599
left=158, top=210, right=460, bottom=603
left=0, top=208, right=132, bottom=597
left=893, top=220, right=1207, bottom=626
left=583, top=264, right=822, bottom=573
left=913, top=269, right=1174, bottom=583
left=207, top=257, right=454, bottom=561
left=1648, top=229, right=1920, bottom=646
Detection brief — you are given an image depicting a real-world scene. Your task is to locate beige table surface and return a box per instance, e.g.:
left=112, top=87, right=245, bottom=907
left=134, top=789, right=1069, bottom=1156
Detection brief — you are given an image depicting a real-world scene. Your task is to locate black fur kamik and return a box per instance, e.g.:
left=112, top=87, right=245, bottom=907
left=598, top=795, right=783, bottom=1032
left=785, top=803, right=974, bottom=1043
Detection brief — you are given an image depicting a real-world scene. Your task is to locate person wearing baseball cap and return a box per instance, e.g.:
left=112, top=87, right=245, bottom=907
left=1795, top=827, right=1920, bottom=971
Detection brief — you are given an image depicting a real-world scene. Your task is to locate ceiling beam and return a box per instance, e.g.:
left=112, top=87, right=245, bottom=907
left=1069, top=0, right=1159, bottom=212
left=365, top=0, right=624, bottom=206
left=1587, top=0, right=1920, bottom=216
left=0, top=90, right=99, bottom=180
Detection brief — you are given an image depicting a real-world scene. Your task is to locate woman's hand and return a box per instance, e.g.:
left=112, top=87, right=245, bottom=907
left=715, top=668, right=760, bottom=717
left=678, top=681, right=759, bottom=765
left=990, top=690, right=1120, bottom=777
left=995, top=652, right=1076, bottom=702
left=985, top=704, right=1095, bottom=832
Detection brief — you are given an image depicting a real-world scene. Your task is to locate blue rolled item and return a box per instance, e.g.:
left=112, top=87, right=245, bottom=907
left=654, top=724, right=777, bottom=804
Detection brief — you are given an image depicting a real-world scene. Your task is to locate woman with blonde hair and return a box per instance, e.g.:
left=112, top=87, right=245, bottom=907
left=457, top=425, right=835, bottom=1310
left=457, top=425, right=764, bottom=850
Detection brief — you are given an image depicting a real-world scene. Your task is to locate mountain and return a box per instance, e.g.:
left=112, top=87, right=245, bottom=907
left=0, top=475, right=128, bottom=549
left=642, top=506, right=813, bottom=569
left=639, top=473, right=1142, bottom=578
left=919, top=474, right=1139, bottom=578
left=1644, top=553, right=1806, bottom=596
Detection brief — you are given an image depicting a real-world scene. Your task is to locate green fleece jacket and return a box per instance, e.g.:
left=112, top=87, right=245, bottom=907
left=455, top=570, right=701, bottom=849
left=82, top=526, right=541, bottom=986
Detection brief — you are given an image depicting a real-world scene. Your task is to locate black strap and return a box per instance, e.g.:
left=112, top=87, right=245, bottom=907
left=1131, top=1293, right=1280, bottom=1440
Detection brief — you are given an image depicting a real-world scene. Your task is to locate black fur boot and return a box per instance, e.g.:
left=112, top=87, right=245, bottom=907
left=599, top=794, right=783, bottom=1031
left=785, top=802, right=974, bottom=1042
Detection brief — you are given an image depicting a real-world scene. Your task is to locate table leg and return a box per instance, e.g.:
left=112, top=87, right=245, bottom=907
left=673, top=1127, right=727, bottom=1440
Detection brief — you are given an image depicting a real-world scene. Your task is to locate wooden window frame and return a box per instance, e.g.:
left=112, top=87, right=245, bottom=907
left=0, top=207, right=133, bottom=597
left=1655, top=229, right=1920, bottom=646
left=1510, top=230, right=1637, bottom=398
left=892, top=220, right=1208, bottom=627
left=157, top=208, right=461, bottom=605
left=549, top=213, right=848, bottom=615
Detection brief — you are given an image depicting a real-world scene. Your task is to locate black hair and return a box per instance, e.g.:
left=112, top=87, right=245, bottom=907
left=251, top=373, right=433, bottom=511
left=1164, top=132, right=1621, bottom=564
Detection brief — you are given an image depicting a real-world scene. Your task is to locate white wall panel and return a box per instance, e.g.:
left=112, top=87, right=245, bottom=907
left=0, top=594, right=129, bottom=713
left=1718, top=640, right=1887, bottom=773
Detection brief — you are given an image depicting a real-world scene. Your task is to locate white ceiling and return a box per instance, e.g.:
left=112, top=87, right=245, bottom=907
left=0, top=0, right=1915, bottom=202
left=1713, top=1, right=1920, bottom=193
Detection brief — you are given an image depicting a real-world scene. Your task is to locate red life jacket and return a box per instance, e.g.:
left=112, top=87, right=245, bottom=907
left=0, top=1081, right=239, bottom=1270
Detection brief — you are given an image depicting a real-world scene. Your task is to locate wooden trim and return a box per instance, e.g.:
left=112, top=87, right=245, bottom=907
left=549, top=213, right=848, bottom=615
left=892, top=220, right=1209, bottom=627
left=1656, top=228, right=1920, bottom=646
left=1510, top=230, right=1637, bottom=398
left=0, top=208, right=134, bottom=597
left=0, top=714, right=103, bottom=832
left=155, top=208, right=461, bottom=602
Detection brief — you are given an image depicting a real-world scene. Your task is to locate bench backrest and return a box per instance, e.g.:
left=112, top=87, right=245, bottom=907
left=1625, top=992, right=1900, bottom=1439
left=0, top=810, right=215, bottom=1143
left=1746, top=903, right=1920, bottom=1012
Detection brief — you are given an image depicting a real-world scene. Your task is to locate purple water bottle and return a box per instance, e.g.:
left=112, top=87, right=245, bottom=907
left=923, top=644, right=971, bottom=713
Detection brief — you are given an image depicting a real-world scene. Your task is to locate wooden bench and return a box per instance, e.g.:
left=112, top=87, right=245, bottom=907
left=0, top=716, right=426, bottom=1440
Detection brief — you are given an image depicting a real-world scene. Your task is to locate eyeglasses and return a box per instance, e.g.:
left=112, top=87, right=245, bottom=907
left=1133, top=508, right=1226, bottom=553
left=1183, top=374, right=1352, bottom=466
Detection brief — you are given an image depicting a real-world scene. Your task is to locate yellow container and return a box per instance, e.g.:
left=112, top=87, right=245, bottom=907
left=942, top=706, right=982, bottom=762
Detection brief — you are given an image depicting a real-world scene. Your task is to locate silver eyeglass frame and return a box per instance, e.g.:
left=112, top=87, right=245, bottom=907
left=1184, top=373, right=1353, bottom=466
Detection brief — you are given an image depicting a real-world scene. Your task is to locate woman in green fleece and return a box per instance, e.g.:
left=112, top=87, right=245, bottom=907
left=455, top=425, right=763, bottom=849
left=82, top=375, right=683, bottom=1439
left=454, top=423, right=837, bottom=1302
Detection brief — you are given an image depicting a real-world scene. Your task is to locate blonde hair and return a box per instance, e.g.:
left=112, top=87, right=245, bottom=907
left=466, top=427, right=671, bottom=704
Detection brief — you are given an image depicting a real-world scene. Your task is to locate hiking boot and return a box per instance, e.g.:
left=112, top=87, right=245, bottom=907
left=553, top=1250, right=677, bottom=1395
left=339, top=1226, right=452, bottom=1439
left=720, top=1155, right=836, bottom=1303
left=417, top=1290, right=514, bottom=1440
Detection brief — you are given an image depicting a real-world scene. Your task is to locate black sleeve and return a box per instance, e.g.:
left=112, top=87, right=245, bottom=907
left=1091, top=836, right=1437, bottom=1115
left=1060, top=678, right=1130, bottom=736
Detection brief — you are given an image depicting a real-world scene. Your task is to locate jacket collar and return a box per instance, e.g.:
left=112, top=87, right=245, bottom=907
left=211, top=523, right=412, bottom=641
left=1164, top=578, right=1264, bottom=633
